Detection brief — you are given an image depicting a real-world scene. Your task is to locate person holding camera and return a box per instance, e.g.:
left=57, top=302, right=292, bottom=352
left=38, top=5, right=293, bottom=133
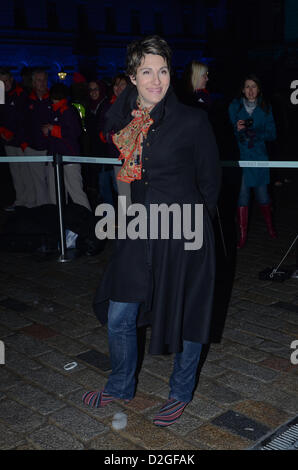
left=229, top=74, right=277, bottom=249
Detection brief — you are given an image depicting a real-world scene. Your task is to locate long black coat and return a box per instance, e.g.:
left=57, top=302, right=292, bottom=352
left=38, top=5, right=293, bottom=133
left=93, top=85, right=221, bottom=354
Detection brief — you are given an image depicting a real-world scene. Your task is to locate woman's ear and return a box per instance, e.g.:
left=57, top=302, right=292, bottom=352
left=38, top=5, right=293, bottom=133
left=129, top=75, right=136, bottom=86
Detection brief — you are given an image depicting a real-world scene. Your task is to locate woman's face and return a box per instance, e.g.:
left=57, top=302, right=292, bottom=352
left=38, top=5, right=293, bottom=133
left=113, top=78, right=127, bottom=97
left=243, top=80, right=259, bottom=102
left=130, top=54, right=170, bottom=108
left=89, top=81, right=100, bottom=101
left=196, top=71, right=208, bottom=90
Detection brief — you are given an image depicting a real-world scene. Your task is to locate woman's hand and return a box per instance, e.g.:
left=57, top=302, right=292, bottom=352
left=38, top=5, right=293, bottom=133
left=237, top=120, right=246, bottom=132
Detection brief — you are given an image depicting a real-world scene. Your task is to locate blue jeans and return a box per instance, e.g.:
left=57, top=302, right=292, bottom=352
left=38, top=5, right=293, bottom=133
left=104, top=301, right=202, bottom=403
left=238, top=178, right=270, bottom=206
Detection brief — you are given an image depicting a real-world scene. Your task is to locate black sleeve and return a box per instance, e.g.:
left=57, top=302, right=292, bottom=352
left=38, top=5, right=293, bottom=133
left=194, top=111, right=222, bottom=218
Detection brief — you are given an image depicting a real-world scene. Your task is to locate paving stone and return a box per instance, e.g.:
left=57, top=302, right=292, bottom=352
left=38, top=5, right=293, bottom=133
left=200, top=361, right=226, bottom=378
left=0, top=367, right=22, bottom=391
left=69, top=368, right=107, bottom=390
left=221, top=356, right=279, bottom=382
left=37, top=349, right=86, bottom=374
left=0, top=297, right=30, bottom=312
left=142, top=356, right=175, bottom=379
left=89, top=431, right=143, bottom=450
left=187, top=423, right=252, bottom=450
left=211, top=410, right=270, bottom=441
left=259, top=356, right=296, bottom=372
left=0, top=310, right=32, bottom=330
left=45, top=334, right=88, bottom=356
left=274, top=373, right=298, bottom=394
left=0, top=398, right=46, bottom=432
left=27, top=424, right=84, bottom=450
left=5, top=347, right=43, bottom=375
left=49, top=406, right=108, bottom=442
left=255, top=340, right=287, bottom=353
left=186, top=396, right=225, bottom=420
left=112, top=410, right=178, bottom=450
left=219, top=342, right=268, bottom=363
left=222, top=328, right=264, bottom=347
left=195, top=376, right=242, bottom=405
left=216, top=371, right=269, bottom=398
left=232, top=310, right=286, bottom=330
left=235, top=322, right=294, bottom=346
left=48, top=319, right=94, bottom=339
left=20, top=307, right=62, bottom=326
left=0, top=324, right=13, bottom=338
left=137, top=370, right=168, bottom=394
left=232, top=400, right=292, bottom=429
left=0, top=421, right=25, bottom=450
left=21, top=324, right=58, bottom=339
left=239, top=292, right=278, bottom=305
left=8, top=383, right=66, bottom=415
left=28, top=368, right=82, bottom=397
left=76, top=349, right=111, bottom=371
left=4, top=332, right=53, bottom=357
left=124, top=391, right=160, bottom=412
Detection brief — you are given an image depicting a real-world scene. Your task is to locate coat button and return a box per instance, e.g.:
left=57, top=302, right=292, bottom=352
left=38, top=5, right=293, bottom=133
left=142, top=168, right=146, bottom=173
left=144, top=181, right=148, bottom=185
left=146, top=142, right=150, bottom=147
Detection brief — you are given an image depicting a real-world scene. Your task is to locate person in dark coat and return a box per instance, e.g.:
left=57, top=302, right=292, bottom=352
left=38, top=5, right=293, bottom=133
left=42, top=83, right=91, bottom=211
left=0, top=67, right=31, bottom=210
left=22, top=68, right=52, bottom=207
left=82, top=36, right=221, bottom=426
left=85, top=79, right=115, bottom=206
left=180, top=60, right=211, bottom=111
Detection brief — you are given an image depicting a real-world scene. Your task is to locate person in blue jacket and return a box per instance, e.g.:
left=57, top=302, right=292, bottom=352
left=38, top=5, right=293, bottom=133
left=228, top=74, right=277, bottom=248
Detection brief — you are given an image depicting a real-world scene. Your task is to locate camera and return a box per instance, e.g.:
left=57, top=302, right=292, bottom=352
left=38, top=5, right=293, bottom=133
left=244, top=118, right=253, bottom=128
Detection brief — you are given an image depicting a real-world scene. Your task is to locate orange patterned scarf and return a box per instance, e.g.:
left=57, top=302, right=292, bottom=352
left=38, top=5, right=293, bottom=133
left=112, top=99, right=154, bottom=183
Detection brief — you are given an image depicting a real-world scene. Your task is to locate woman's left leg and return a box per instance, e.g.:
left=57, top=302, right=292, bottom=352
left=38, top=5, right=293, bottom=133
left=254, top=185, right=277, bottom=239
left=154, top=340, right=202, bottom=426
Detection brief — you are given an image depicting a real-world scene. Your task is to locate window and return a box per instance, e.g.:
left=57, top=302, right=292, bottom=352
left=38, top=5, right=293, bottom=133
left=105, top=6, right=116, bottom=33
left=78, top=4, right=89, bottom=32
left=154, top=12, right=163, bottom=35
left=46, top=1, right=59, bottom=31
left=131, top=9, right=141, bottom=35
left=14, top=0, right=27, bottom=29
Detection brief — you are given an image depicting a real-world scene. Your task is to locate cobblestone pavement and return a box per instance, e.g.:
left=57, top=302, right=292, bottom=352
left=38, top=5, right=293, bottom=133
left=0, top=180, right=298, bottom=451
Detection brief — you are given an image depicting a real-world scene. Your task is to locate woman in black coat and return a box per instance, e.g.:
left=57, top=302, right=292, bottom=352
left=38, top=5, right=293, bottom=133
left=83, top=36, right=221, bottom=426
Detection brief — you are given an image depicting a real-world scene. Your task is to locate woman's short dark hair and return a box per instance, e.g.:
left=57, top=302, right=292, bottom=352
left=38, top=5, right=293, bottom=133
left=126, top=35, right=172, bottom=77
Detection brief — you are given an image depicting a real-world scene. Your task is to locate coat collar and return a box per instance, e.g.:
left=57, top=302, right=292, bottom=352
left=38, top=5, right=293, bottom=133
left=104, top=83, right=177, bottom=134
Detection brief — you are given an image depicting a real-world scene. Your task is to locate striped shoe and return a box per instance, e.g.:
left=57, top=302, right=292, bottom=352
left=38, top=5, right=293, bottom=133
left=153, top=398, right=188, bottom=427
left=82, top=390, right=114, bottom=408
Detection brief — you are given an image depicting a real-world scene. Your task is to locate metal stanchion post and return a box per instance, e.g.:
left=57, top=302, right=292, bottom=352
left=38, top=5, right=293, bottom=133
left=53, top=154, right=71, bottom=263
left=291, top=237, right=298, bottom=279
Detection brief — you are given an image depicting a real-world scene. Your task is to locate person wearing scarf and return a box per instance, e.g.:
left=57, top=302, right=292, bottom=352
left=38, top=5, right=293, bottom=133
left=229, top=74, right=277, bottom=248
left=83, top=36, right=221, bottom=427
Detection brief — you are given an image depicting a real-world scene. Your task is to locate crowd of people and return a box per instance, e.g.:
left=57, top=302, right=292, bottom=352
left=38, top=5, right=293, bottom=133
left=0, top=67, right=131, bottom=214
left=0, top=55, right=279, bottom=250
left=0, top=34, right=287, bottom=428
